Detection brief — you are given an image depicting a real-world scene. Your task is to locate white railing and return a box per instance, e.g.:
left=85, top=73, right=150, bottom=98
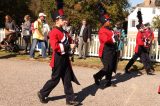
left=0, top=28, right=5, bottom=42
left=75, top=34, right=160, bottom=62
left=0, top=30, right=160, bottom=62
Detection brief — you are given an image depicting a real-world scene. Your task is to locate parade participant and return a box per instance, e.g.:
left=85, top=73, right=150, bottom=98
left=125, top=10, right=154, bottom=74
left=37, top=0, right=80, bottom=105
left=125, top=23, right=154, bottom=74
left=93, top=14, right=118, bottom=87
left=125, top=24, right=144, bottom=73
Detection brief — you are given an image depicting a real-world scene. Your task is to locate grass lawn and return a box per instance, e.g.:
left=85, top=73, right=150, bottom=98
left=0, top=50, right=160, bottom=71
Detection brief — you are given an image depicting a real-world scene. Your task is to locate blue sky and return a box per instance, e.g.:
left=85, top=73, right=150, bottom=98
left=129, top=0, right=144, bottom=7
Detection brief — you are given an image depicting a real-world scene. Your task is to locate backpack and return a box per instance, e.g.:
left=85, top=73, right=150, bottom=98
left=30, top=22, right=35, bottom=34
left=30, top=20, right=41, bottom=34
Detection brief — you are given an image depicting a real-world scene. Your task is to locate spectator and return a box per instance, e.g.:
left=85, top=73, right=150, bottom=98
left=4, top=15, right=17, bottom=41
left=21, top=15, right=31, bottom=54
left=78, top=19, right=91, bottom=59
left=29, top=13, right=48, bottom=60
left=38, top=19, right=50, bottom=56
left=113, top=22, right=127, bottom=60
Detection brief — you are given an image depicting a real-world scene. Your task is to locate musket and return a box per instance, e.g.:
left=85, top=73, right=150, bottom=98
left=71, top=34, right=78, bottom=62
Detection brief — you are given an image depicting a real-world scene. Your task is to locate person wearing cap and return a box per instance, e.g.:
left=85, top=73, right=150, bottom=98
left=93, top=14, right=118, bottom=87
left=37, top=11, right=80, bottom=105
left=29, top=12, right=48, bottom=59
left=125, top=23, right=154, bottom=74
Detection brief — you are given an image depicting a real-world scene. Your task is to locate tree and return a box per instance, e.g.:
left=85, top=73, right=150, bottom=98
left=0, top=0, right=130, bottom=29
left=152, top=15, right=160, bottom=29
left=0, top=0, right=33, bottom=27
left=38, top=0, right=130, bottom=29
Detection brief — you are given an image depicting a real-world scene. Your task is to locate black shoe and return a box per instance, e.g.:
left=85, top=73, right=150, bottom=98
left=146, top=70, right=154, bottom=75
left=37, top=91, right=47, bottom=103
left=104, top=81, right=112, bottom=87
left=93, top=74, right=100, bottom=85
left=66, top=100, right=80, bottom=105
left=125, top=68, right=130, bottom=74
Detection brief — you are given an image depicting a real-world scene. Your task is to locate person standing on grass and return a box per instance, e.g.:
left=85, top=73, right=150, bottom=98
left=77, top=19, right=91, bottom=59
left=37, top=19, right=50, bottom=56
left=29, top=13, right=47, bottom=60
left=37, top=10, right=80, bottom=105
left=21, top=15, right=31, bottom=54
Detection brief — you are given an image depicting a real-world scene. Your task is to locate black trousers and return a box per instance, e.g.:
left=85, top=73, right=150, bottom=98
left=23, top=36, right=31, bottom=52
left=40, top=53, right=74, bottom=102
left=94, top=44, right=117, bottom=82
left=125, top=46, right=152, bottom=70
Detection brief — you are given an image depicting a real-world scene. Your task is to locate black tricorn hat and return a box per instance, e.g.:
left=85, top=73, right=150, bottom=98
left=136, top=24, right=144, bottom=30
left=51, top=10, right=65, bottom=21
left=99, top=14, right=111, bottom=24
left=51, top=0, right=65, bottom=21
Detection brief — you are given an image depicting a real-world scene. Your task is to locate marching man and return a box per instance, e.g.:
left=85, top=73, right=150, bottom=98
left=37, top=0, right=80, bottom=105
left=93, top=14, right=118, bottom=87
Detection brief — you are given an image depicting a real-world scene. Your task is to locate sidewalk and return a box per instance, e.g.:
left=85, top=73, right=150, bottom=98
left=0, top=59, right=160, bottom=106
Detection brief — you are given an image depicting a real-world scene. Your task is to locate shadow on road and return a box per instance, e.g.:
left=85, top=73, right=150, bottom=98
left=46, top=95, right=66, bottom=102
left=112, top=69, right=142, bottom=85
left=0, top=53, right=17, bottom=59
left=75, top=83, right=99, bottom=103
left=39, top=65, right=156, bottom=105
left=74, top=68, right=145, bottom=104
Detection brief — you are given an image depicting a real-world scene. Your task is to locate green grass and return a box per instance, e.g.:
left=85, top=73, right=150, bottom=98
left=0, top=50, right=160, bottom=71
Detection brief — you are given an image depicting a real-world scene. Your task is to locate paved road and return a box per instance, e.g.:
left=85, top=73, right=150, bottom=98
left=0, top=59, right=160, bottom=106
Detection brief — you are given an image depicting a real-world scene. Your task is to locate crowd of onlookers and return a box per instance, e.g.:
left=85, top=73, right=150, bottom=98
left=0, top=12, right=128, bottom=61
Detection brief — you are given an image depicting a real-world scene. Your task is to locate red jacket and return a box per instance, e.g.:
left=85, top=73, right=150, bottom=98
left=134, top=31, right=145, bottom=53
left=134, top=30, right=154, bottom=53
left=98, top=27, right=115, bottom=57
left=145, top=29, right=154, bottom=40
left=49, top=27, right=72, bottom=68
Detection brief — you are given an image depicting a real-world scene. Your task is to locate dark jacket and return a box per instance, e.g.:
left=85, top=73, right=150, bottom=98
left=78, top=24, right=91, bottom=42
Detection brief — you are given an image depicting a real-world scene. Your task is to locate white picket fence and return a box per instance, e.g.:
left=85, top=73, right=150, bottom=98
left=0, top=28, right=160, bottom=62
left=75, top=34, right=160, bottom=62
left=0, top=29, right=5, bottom=42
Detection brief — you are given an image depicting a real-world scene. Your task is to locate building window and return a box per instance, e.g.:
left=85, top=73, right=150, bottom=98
left=152, top=8, right=156, bottom=14
left=131, top=20, right=136, bottom=27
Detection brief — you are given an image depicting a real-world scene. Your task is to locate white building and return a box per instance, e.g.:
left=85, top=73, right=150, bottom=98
left=128, top=0, right=160, bottom=38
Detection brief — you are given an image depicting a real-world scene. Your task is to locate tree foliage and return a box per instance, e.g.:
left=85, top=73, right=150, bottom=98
left=0, top=0, right=33, bottom=27
left=39, top=0, right=130, bottom=28
left=152, top=15, right=160, bottom=29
